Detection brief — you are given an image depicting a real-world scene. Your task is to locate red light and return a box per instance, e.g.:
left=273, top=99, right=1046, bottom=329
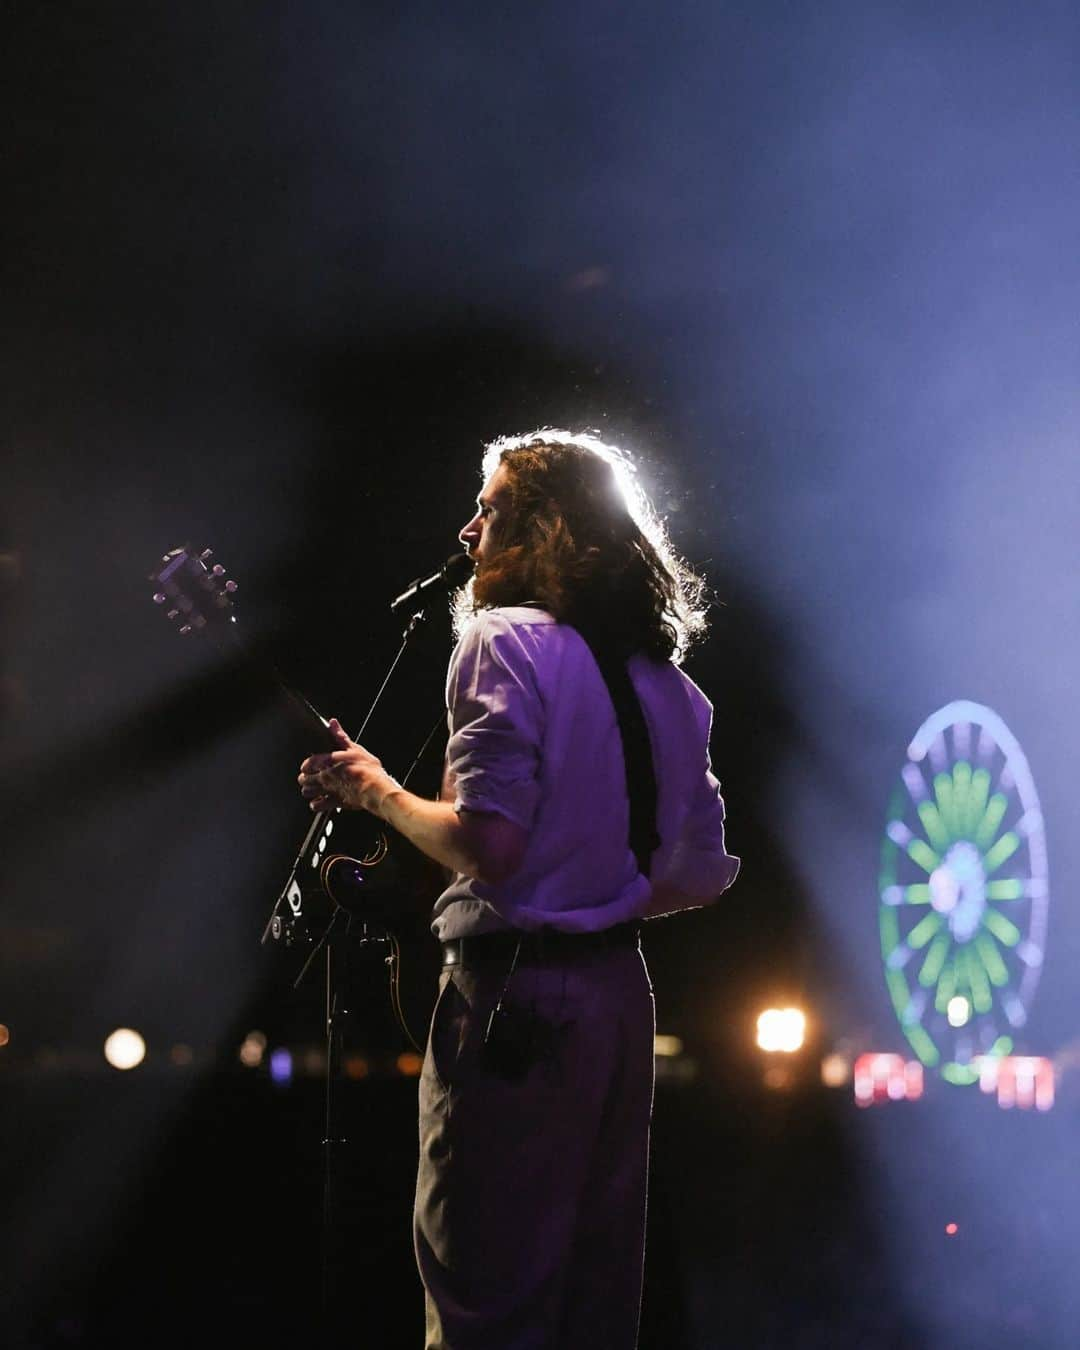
left=853, top=1053, right=924, bottom=1106
left=945, top=1223, right=958, bottom=1236
left=978, top=1055, right=1055, bottom=1111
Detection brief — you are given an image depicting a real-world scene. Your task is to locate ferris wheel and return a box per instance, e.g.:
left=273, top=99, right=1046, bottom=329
left=878, top=701, right=1049, bottom=1085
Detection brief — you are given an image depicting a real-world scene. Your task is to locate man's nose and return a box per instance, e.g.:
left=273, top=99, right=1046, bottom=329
left=459, top=514, right=481, bottom=546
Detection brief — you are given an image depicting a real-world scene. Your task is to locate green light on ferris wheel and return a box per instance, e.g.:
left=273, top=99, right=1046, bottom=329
left=908, top=838, right=940, bottom=874
left=917, top=800, right=951, bottom=854
left=974, top=931, right=1009, bottom=987
left=934, top=960, right=957, bottom=1014
left=965, top=947, right=993, bottom=1015
left=933, top=772, right=957, bottom=835
left=918, top=933, right=950, bottom=987
left=952, top=761, right=972, bottom=827
left=966, top=768, right=991, bottom=836
left=942, top=1062, right=980, bottom=1087
left=909, top=911, right=942, bottom=950
left=974, top=793, right=1008, bottom=851
left=983, top=830, right=1020, bottom=874
left=983, top=908, right=1020, bottom=947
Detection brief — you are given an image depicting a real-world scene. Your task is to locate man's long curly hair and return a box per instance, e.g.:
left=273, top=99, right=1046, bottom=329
left=455, top=430, right=709, bottom=663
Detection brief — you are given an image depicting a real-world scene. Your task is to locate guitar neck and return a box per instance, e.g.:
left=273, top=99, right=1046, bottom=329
left=152, top=544, right=338, bottom=744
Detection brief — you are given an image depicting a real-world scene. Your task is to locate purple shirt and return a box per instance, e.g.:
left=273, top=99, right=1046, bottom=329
left=433, top=607, right=740, bottom=940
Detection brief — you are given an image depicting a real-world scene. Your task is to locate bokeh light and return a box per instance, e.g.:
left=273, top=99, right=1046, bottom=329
left=756, top=1008, right=806, bottom=1053
left=103, top=1029, right=146, bottom=1071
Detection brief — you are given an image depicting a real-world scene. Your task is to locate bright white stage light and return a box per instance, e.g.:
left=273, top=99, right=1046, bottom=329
left=104, top=1028, right=146, bottom=1071
left=756, top=1007, right=806, bottom=1053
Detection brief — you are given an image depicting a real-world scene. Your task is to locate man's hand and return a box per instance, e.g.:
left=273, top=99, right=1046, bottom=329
left=298, top=718, right=400, bottom=817
left=298, top=718, right=528, bottom=884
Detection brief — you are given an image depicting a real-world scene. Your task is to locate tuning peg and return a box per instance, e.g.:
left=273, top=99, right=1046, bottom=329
left=200, top=548, right=213, bottom=561
left=211, top=563, right=225, bottom=577
left=167, top=609, right=180, bottom=621
left=153, top=592, right=166, bottom=605
left=179, top=624, right=192, bottom=635
left=224, top=580, right=238, bottom=593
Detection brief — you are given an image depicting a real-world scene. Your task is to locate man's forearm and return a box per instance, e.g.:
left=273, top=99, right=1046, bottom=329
left=375, top=788, right=525, bottom=886
left=375, top=789, right=481, bottom=877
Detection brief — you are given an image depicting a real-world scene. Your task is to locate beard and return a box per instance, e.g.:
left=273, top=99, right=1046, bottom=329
left=469, top=555, right=499, bottom=608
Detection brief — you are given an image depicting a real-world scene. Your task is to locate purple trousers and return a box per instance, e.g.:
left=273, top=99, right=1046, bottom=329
left=414, top=942, right=656, bottom=1350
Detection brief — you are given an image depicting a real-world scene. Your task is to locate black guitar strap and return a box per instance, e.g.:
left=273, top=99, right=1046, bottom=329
left=576, top=633, right=661, bottom=878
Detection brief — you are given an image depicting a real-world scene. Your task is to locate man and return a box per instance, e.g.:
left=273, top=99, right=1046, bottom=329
left=298, top=429, right=739, bottom=1349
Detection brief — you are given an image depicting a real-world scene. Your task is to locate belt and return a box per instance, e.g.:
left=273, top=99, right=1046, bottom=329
left=441, top=921, right=641, bottom=970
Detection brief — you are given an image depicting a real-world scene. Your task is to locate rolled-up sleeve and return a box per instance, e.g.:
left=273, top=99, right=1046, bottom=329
left=644, top=670, right=741, bottom=917
left=444, top=613, right=544, bottom=830
left=659, top=764, right=740, bottom=901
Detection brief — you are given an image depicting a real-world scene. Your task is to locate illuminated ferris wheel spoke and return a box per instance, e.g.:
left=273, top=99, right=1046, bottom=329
left=908, top=838, right=940, bottom=874
left=919, top=933, right=951, bottom=987
left=909, top=911, right=943, bottom=949
left=902, top=762, right=927, bottom=803
left=886, top=943, right=913, bottom=970
left=976, top=725, right=997, bottom=764
left=983, top=831, right=1020, bottom=874
left=974, top=932, right=1009, bottom=987
left=952, top=761, right=972, bottom=831
left=888, top=820, right=913, bottom=848
left=935, top=961, right=957, bottom=1013
left=902, top=990, right=928, bottom=1025
left=1003, top=993, right=1026, bottom=1027
left=957, top=945, right=975, bottom=994
left=966, top=767, right=992, bottom=836
left=917, top=800, right=951, bottom=854
left=974, top=793, right=1009, bottom=851
left=967, top=949, right=993, bottom=1014
left=878, top=701, right=1049, bottom=1082
left=983, top=908, right=1020, bottom=946
left=933, top=772, right=957, bottom=836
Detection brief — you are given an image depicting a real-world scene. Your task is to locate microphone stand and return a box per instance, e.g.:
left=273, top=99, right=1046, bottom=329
left=259, top=605, right=441, bottom=1346
left=151, top=542, right=468, bottom=1342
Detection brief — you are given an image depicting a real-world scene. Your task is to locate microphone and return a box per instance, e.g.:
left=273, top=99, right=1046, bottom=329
left=390, top=552, right=474, bottom=615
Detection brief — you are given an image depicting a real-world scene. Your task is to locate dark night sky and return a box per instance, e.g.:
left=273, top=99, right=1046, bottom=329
left=4, top=3, right=1080, bottom=1346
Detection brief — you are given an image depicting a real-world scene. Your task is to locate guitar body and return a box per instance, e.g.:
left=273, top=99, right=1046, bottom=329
left=269, top=815, right=403, bottom=948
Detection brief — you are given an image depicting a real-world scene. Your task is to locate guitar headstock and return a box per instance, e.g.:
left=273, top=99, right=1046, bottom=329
left=150, top=545, right=238, bottom=637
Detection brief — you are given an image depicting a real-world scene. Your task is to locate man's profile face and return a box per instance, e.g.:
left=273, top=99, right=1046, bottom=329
left=459, top=462, right=514, bottom=565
